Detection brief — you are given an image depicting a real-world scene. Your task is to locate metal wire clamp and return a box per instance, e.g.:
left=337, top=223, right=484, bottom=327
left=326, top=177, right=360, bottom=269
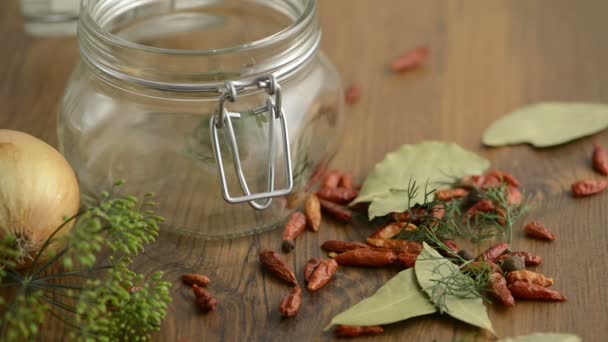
left=210, top=75, right=294, bottom=210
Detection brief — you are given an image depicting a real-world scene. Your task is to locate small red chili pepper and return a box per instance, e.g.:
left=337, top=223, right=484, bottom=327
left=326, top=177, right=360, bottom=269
left=340, top=172, right=354, bottom=189
left=304, top=258, right=321, bottom=282
left=366, top=238, right=422, bottom=254
left=345, top=85, right=362, bottom=105
left=442, top=240, right=459, bottom=254
left=482, top=170, right=521, bottom=189
left=279, top=287, right=302, bottom=317
left=463, top=199, right=496, bottom=222
left=333, top=248, right=397, bottom=268
left=571, top=179, right=608, bottom=197
left=368, top=222, right=407, bottom=240
left=307, top=259, right=339, bottom=291
left=322, top=170, right=342, bottom=189
left=335, top=325, right=384, bottom=338
left=394, top=252, right=418, bottom=269
left=435, top=188, right=469, bottom=201
left=506, top=186, right=522, bottom=206
left=476, top=242, right=509, bottom=263
left=282, top=212, right=307, bottom=252
left=316, top=187, right=359, bottom=204
left=319, top=198, right=352, bottom=222
left=508, top=281, right=567, bottom=302
left=321, top=240, right=369, bottom=253
left=459, top=175, right=486, bottom=189
left=524, top=221, right=556, bottom=241
left=593, top=143, right=608, bottom=175
left=488, top=273, right=514, bottom=307
left=390, top=46, right=429, bottom=73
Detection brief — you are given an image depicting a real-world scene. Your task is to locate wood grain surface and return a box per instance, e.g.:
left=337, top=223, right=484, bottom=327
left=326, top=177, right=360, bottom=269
left=2, top=0, right=608, bottom=341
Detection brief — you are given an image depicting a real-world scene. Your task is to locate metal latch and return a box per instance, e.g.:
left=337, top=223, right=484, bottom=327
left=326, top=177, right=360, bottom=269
left=210, top=75, right=294, bottom=210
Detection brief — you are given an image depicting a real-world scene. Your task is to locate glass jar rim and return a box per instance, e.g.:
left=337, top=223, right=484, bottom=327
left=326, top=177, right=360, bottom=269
left=78, top=0, right=321, bottom=92
left=81, top=0, right=316, bottom=56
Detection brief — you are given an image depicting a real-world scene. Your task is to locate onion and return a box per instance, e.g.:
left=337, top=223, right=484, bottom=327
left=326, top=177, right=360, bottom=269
left=0, top=129, right=80, bottom=268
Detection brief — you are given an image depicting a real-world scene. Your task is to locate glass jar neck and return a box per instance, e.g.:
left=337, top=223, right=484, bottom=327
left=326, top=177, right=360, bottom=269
left=78, top=0, right=320, bottom=92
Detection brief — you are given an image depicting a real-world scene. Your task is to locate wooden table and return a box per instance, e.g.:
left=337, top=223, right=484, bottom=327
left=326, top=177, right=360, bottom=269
left=2, top=0, right=607, bottom=340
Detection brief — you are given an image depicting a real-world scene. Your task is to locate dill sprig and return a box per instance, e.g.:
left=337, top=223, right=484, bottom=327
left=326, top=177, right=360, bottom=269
left=0, top=182, right=171, bottom=342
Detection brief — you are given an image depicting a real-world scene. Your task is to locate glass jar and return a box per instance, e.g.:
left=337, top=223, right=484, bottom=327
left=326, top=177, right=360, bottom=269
left=58, top=0, right=344, bottom=239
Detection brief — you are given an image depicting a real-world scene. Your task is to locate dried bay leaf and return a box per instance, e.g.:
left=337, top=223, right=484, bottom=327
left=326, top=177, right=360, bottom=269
left=353, top=141, right=489, bottom=219
left=324, top=268, right=436, bottom=330
left=415, top=243, right=495, bottom=334
left=483, top=102, right=608, bottom=147
left=498, top=333, right=581, bottom=342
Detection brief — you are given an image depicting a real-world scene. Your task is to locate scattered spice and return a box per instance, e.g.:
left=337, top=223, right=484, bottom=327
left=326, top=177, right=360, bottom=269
left=592, top=143, right=608, bottom=175
left=508, top=281, right=566, bottom=302
left=322, top=170, right=342, bottom=189
left=368, top=222, right=407, bottom=239
left=304, top=258, right=322, bottom=282
left=316, top=187, right=359, bottom=204
left=476, top=243, right=510, bottom=263
left=345, top=85, right=362, bottom=105
left=307, top=259, right=339, bottom=291
left=304, top=194, right=322, bottom=232
left=279, top=287, right=303, bottom=317
left=395, top=252, right=418, bottom=269
left=322, top=240, right=369, bottom=253
left=192, top=285, right=217, bottom=313
left=319, top=198, right=353, bottom=222
left=435, top=188, right=469, bottom=201
left=571, top=179, right=607, bottom=197
left=366, top=238, right=422, bottom=254
left=524, top=221, right=556, bottom=241
left=333, top=248, right=397, bottom=267
left=506, top=270, right=554, bottom=287
left=390, top=46, right=429, bottom=73
left=499, top=251, right=543, bottom=266
left=334, top=325, right=384, bottom=338
left=499, top=255, right=525, bottom=273
left=181, top=274, right=210, bottom=287
left=259, top=249, right=298, bottom=286
left=282, top=212, right=307, bottom=252
left=488, top=273, right=514, bottom=307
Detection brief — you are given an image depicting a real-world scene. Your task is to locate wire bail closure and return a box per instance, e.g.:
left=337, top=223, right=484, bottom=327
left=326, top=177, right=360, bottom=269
left=210, top=75, right=294, bottom=210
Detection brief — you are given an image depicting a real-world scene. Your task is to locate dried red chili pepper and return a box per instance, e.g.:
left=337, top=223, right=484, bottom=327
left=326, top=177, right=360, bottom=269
left=304, top=194, right=322, bottom=232
left=524, top=221, right=556, bottom=241
left=395, top=252, right=418, bottom=269
left=307, top=259, right=339, bottom=291
left=482, top=170, right=521, bottom=189
left=488, top=273, right=514, bottom=307
left=279, top=287, right=302, bottom=317
left=459, top=175, right=486, bottom=189
left=335, top=325, right=384, bottom=338
left=390, top=46, right=428, bottom=73
left=571, top=179, right=608, bottom=197
left=340, top=172, right=354, bottom=190
left=345, top=84, right=362, bottom=105
left=442, top=240, right=459, bottom=254
left=506, top=270, right=554, bottom=287
left=434, top=188, right=469, bottom=201
left=304, top=258, right=322, bottom=282
left=463, top=199, right=496, bottom=221
left=192, top=284, right=218, bottom=312
left=476, top=242, right=509, bottom=263
left=369, top=222, right=407, bottom=239
left=282, top=212, right=307, bottom=252
left=432, top=204, right=446, bottom=220
left=181, top=274, right=211, bottom=287
left=498, top=251, right=542, bottom=266
left=319, top=198, right=353, bottom=222
left=322, top=170, right=342, bottom=189
left=316, top=187, right=359, bottom=204
left=508, top=281, right=566, bottom=302
left=507, top=186, right=522, bottom=206
left=333, top=248, right=397, bottom=267
left=259, top=249, right=298, bottom=286
left=593, top=143, right=608, bottom=175
left=321, top=240, right=369, bottom=253
left=392, top=207, right=427, bottom=224
left=365, top=238, right=422, bottom=254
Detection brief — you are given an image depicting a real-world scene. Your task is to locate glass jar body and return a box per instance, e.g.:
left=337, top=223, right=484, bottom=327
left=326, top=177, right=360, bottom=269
left=58, top=51, right=343, bottom=238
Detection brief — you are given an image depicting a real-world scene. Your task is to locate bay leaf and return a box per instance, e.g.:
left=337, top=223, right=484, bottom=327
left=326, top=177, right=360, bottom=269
left=352, top=141, right=489, bottom=219
left=415, top=243, right=495, bottom=334
left=482, top=102, right=608, bottom=147
left=324, top=268, right=436, bottom=330
left=498, top=333, right=581, bottom=342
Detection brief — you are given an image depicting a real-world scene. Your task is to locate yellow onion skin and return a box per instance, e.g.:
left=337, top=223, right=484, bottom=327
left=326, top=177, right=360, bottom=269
left=0, top=129, right=80, bottom=268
